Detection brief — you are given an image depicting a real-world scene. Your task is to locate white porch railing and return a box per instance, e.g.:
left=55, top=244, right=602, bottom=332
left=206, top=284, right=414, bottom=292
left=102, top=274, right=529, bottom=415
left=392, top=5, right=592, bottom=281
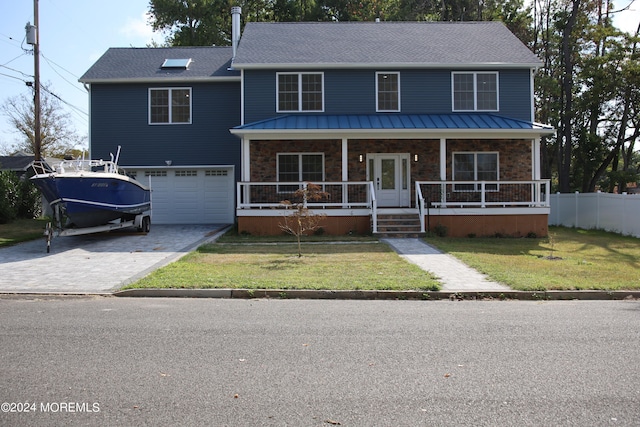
left=237, top=181, right=547, bottom=234
left=416, top=181, right=426, bottom=233
left=416, top=180, right=551, bottom=209
left=237, top=181, right=376, bottom=210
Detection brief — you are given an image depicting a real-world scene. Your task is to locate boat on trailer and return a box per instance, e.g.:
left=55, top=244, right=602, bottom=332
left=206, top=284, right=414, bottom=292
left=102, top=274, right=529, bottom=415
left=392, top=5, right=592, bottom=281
left=30, top=147, right=152, bottom=252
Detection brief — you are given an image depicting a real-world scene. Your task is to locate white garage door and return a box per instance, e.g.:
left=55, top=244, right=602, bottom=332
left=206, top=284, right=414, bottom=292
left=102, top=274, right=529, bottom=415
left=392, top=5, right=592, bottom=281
left=134, top=167, right=234, bottom=224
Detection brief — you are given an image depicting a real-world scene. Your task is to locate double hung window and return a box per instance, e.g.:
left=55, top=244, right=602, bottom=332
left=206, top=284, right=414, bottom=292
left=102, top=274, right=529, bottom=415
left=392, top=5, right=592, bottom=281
left=453, top=152, right=498, bottom=191
left=277, top=73, right=323, bottom=112
left=277, top=153, right=324, bottom=192
left=149, top=88, right=192, bottom=124
left=452, top=72, right=498, bottom=111
left=376, top=72, right=400, bottom=112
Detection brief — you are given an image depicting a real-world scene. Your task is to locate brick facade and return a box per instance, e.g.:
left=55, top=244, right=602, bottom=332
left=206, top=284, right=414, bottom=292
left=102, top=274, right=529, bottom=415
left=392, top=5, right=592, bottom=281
left=446, top=139, right=532, bottom=181
left=248, top=138, right=532, bottom=183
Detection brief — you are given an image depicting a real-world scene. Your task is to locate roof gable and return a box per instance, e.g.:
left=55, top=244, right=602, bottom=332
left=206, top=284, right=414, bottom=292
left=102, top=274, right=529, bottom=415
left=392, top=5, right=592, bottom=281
left=233, top=21, right=540, bottom=69
left=80, top=47, right=239, bottom=83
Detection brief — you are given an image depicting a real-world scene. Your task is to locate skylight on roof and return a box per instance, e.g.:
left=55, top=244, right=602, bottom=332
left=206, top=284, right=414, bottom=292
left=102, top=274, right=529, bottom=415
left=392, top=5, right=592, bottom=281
left=161, top=58, right=192, bottom=69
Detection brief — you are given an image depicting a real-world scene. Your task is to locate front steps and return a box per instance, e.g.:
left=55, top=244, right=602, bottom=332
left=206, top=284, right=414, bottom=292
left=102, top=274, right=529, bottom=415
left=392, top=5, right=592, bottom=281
left=374, top=212, right=424, bottom=238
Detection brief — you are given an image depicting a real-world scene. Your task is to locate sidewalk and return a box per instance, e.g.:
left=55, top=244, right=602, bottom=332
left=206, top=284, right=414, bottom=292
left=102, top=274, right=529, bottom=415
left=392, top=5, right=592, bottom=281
left=381, top=238, right=511, bottom=292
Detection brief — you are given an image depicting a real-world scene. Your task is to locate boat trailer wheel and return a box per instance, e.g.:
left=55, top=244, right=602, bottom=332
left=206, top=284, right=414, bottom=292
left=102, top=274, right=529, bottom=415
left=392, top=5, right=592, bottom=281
left=45, top=222, right=52, bottom=253
left=139, top=216, right=151, bottom=233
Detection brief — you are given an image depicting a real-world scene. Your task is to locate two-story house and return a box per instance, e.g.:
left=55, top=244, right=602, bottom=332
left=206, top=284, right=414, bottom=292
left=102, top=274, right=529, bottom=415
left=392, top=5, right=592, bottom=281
left=81, top=9, right=554, bottom=236
left=230, top=19, right=554, bottom=237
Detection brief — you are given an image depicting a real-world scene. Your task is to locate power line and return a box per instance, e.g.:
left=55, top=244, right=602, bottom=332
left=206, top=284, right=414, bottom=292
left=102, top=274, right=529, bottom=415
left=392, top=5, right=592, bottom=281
left=0, top=63, right=33, bottom=79
left=40, top=52, right=85, bottom=94
left=0, top=72, right=28, bottom=83
left=40, top=85, right=88, bottom=121
left=0, top=32, right=23, bottom=47
left=1, top=53, right=29, bottom=68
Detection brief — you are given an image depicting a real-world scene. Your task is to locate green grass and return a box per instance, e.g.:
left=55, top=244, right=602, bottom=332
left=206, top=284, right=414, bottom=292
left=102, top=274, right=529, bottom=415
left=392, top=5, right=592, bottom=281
left=7, top=219, right=638, bottom=292
left=125, top=240, right=441, bottom=291
left=216, top=228, right=378, bottom=243
left=427, top=226, right=640, bottom=291
left=0, top=218, right=48, bottom=248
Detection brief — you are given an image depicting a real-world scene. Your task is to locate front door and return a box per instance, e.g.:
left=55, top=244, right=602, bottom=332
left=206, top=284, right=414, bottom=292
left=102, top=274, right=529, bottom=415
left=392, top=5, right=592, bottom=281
left=368, top=154, right=410, bottom=207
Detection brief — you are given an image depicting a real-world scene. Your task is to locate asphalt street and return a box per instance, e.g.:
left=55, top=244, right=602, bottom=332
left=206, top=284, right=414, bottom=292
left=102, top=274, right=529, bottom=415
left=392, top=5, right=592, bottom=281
left=1, top=297, right=639, bottom=426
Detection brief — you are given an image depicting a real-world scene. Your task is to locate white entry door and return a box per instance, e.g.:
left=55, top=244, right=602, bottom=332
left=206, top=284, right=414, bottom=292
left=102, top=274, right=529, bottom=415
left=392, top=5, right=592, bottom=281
left=368, top=154, right=410, bottom=207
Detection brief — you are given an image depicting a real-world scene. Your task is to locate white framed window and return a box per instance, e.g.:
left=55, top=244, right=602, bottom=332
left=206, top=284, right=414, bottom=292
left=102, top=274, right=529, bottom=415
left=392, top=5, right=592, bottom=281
left=376, top=72, right=400, bottom=112
left=452, top=152, right=499, bottom=191
left=452, top=72, right=498, bottom=111
left=149, top=88, right=192, bottom=124
left=277, top=153, right=324, bottom=192
left=276, top=73, right=324, bottom=112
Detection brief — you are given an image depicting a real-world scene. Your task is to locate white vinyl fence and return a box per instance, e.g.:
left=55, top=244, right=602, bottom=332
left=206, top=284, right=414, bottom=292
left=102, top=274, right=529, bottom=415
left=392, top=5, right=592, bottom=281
left=549, top=192, right=640, bottom=238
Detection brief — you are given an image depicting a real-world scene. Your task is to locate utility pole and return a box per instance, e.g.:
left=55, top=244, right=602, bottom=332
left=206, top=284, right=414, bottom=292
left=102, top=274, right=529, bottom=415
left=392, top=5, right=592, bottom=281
left=26, top=0, right=41, bottom=161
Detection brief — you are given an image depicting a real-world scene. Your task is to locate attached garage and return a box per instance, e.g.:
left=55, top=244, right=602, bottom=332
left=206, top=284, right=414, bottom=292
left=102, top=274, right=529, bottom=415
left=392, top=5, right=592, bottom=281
left=131, top=166, right=235, bottom=224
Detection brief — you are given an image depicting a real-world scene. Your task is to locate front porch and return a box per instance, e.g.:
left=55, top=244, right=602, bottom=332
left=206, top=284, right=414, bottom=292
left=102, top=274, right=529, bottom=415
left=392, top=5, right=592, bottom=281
left=236, top=180, right=551, bottom=237
left=231, top=113, right=555, bottom=237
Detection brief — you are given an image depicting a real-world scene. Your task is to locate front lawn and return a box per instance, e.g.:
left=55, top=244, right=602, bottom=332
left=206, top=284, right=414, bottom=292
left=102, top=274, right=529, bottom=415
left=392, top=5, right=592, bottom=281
left=124, top=240, right=441, bottom=291
left=428, top=227, right=640, bottom=291
left=0, top=218, right=48, bottom=248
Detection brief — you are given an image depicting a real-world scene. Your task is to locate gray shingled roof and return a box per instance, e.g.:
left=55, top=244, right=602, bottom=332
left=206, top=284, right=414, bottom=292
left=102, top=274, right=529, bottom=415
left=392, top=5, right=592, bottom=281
left=0, top=156, right=34, bottom=172
left=233, top=21, right=540, bottom=69
left=80, top=47, right=239, bottom=83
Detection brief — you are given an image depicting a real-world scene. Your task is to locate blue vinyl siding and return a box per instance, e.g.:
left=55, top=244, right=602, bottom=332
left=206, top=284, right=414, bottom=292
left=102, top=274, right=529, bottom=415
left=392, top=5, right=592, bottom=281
left=497, top=69, right=532, bottom=121
left=243, top=70, right=274, bottom=124
left=400, top=70, right=452, bottom=114
left=243, top=68, right=532, bottom=123
left=90, top=82, right=241, bottom=179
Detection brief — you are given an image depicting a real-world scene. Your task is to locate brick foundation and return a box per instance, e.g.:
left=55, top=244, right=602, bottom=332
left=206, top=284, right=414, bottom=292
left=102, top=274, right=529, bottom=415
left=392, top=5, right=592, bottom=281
left=238, top=215, right=371, bottom=236
left=425, top=214, right=548, bottom=237
left=238, top=213, right=548, bottom=237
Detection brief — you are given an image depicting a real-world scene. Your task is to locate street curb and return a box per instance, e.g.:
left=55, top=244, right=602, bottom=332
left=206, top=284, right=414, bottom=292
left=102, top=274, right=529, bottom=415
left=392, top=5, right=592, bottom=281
left=0, top=292, right=113, bottom=298
left=113, top=288, right=640, bottom=301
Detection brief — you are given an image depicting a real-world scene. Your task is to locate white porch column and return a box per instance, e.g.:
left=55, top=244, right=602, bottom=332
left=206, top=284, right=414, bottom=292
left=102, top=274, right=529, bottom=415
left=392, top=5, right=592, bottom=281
left=532, top=138, right=541, bottom=180
left=439, top=138, right=447, bottom=180
left=242, top=137, right=251, bottom=181
left=341, top=138, right=348, bottom=181
left=341, top=138, right=348, bottom=205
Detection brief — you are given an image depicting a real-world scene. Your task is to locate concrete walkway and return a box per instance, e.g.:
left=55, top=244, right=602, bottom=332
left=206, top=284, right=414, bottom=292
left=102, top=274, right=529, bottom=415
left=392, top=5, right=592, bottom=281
left=382, top=238, right=510, bottom=292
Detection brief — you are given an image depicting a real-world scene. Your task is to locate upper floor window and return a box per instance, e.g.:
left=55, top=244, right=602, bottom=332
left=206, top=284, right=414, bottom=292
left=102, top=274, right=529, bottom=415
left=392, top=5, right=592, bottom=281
left=452, top=72, right=498, bottom=111
left=376, top=72, right=400, bottom=112
left=149, top=88, right=192, bottom=124
left=277, top=73, right=323, bottom=112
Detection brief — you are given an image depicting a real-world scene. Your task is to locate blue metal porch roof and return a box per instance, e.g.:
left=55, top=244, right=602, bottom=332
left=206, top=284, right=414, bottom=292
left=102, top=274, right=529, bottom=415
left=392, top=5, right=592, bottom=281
left=233, top=114, right=554, bottom=132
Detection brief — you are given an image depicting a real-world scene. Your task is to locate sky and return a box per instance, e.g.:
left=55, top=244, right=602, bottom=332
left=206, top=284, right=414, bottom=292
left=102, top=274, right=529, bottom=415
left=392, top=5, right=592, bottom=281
left=0, top=0, right=162, bottom=152
left=0, top=0, right=639, bottom=154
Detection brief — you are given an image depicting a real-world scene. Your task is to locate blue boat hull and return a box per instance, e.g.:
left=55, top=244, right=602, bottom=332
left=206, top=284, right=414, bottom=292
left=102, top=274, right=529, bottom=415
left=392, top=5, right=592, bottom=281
left=32, top=174, right=151, bottom=228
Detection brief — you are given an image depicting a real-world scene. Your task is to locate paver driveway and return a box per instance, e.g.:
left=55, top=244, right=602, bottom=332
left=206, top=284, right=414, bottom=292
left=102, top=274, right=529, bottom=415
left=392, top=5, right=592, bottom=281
left=0, top=224, right=228, bottom=294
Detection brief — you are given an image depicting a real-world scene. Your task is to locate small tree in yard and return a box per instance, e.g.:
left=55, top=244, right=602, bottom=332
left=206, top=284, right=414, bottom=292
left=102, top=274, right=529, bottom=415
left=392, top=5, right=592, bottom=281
left=279, top=183, right=329, bottom=257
